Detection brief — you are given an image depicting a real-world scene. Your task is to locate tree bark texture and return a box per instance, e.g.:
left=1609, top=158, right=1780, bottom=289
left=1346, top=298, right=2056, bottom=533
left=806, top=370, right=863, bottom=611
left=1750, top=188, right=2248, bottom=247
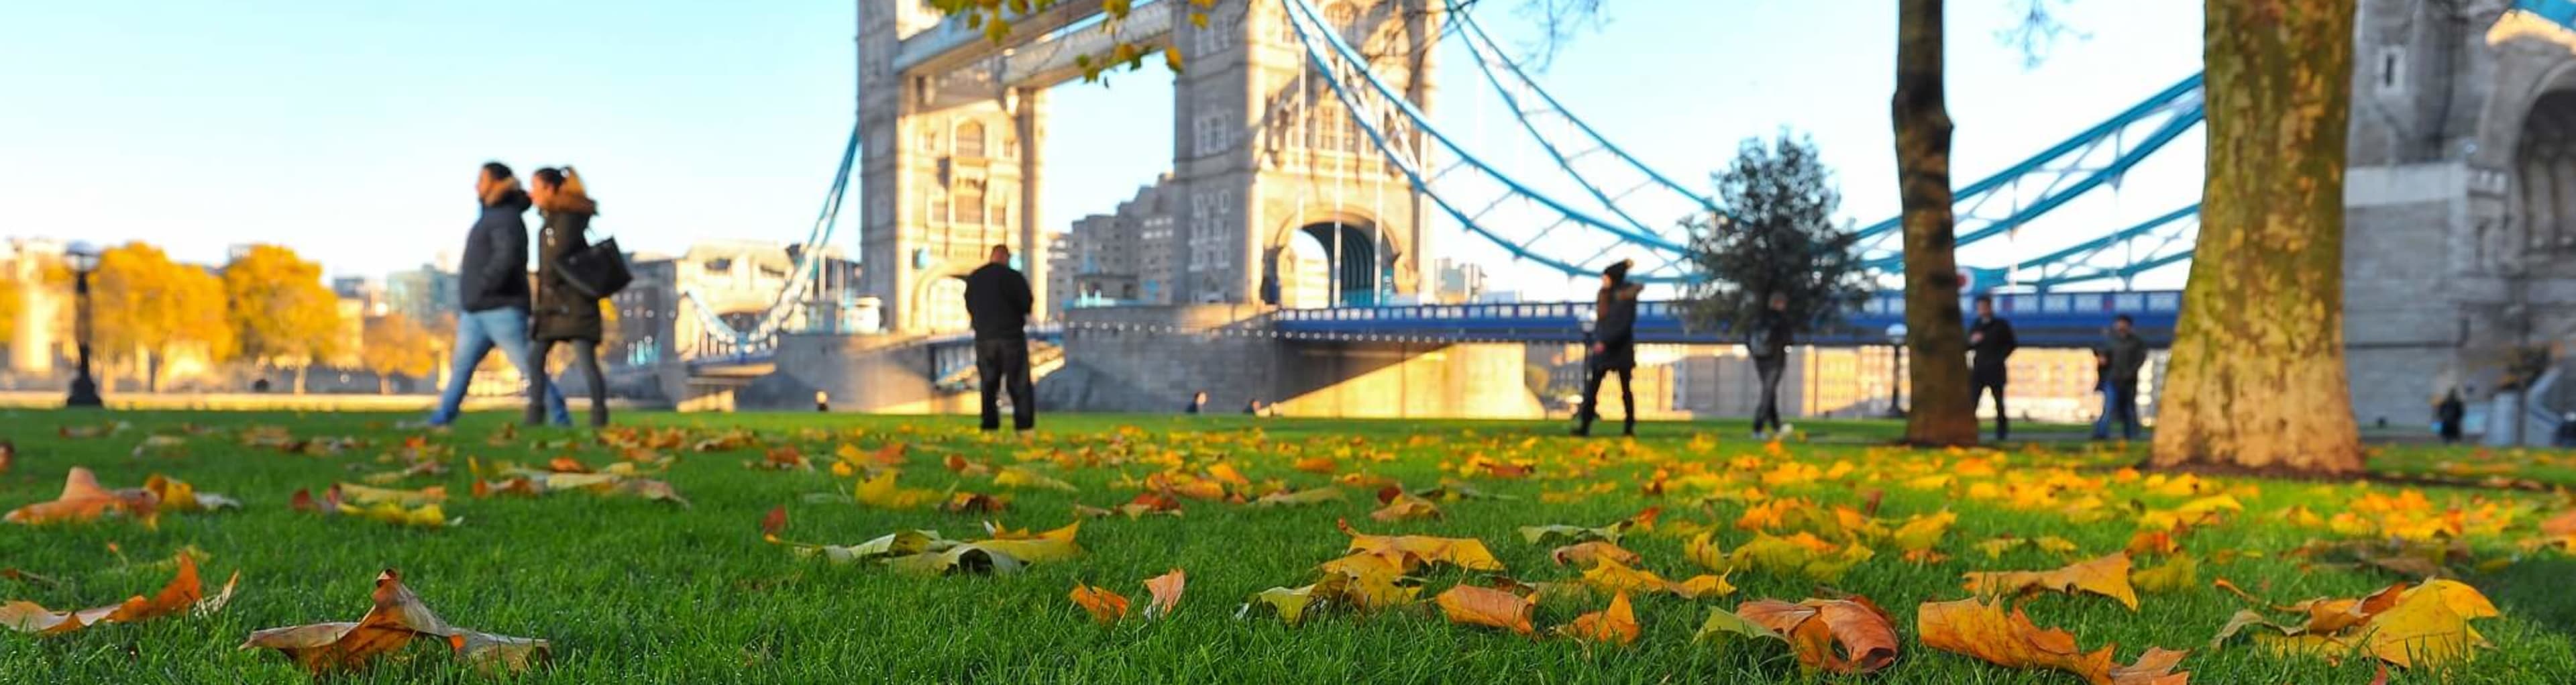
left=2151, top=0, right=2363, bottom=473
left=1894, top=0, right=1978, bottom=446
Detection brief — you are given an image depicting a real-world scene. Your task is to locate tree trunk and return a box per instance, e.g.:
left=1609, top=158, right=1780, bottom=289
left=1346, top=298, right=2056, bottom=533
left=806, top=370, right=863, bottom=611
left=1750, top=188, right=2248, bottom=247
left=377, top=376, right=389, bottom=395
left=2151, top=0, right=2363, bottom=473
left=293, top=364, right=308, bottom=395
left=1892, top=0, right=1977, bottom=446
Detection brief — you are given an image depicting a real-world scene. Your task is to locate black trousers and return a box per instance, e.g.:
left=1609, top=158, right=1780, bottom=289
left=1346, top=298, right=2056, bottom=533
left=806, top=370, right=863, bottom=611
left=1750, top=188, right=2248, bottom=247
left=1578, top=366, right=1633, bottom=431
left=528, top=339, right=608, bottom=427
left=1972, top=378, right=2008, bottom=440
left=1754, top=357, right=1786, bottom=433
left=976, top=337, right=1034, bottom=431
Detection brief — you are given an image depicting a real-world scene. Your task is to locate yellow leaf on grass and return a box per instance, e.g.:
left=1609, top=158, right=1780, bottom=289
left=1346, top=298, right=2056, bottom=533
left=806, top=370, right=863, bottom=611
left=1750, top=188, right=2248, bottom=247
left=1918, top=597, right=2189, bottom=685
left=1964, top=553, right=2139, bottom=611
left=1551, top=541, right=1642, bottom=569
left=1434, top=584, right=1534, bottom=635
left=995, top=466, right=1078, bottom=492
left=1555, top=592, right=1640, bottom=645
left=1339, top=520, right=1503, bottom=572
left=2131, top=555, right=2198, bottom=594
left=1579, top=558, right=1669, bottom=596
left=143, top=474, right=240, bottom=513
left=334, top=482, right=447, bottom=507
left=1685, top=531, right=1727, bottom=572
left=1670, top=572, right=1738, bottom=600
left=1070, top=583, right=1130, bottom=625
left=972, top=521, right=1082, bottom=562
left=1252, top=585, right=1318, bottom=626
left=1143, top=569, right=1185, bottom=619
left=855, top=471, right=939, bottom=509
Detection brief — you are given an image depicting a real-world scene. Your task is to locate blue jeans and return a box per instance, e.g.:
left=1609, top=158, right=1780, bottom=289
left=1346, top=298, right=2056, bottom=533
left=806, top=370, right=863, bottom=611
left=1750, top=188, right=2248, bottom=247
left=427, top=307, right=568, bottom=426
left=2092, top=381, right=2139, bottom=440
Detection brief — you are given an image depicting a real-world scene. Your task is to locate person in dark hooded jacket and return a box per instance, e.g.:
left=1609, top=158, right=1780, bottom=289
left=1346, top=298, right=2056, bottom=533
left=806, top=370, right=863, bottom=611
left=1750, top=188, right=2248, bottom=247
left=527, top=166, right=609, bottom=428
left=1967, top=295, right=2019, bottom=440
left=427, top=162, right=568, bottom=427
left=1574, top=260, right=1643, bottom=437
left=1749, top=293, right=1794, bottom=439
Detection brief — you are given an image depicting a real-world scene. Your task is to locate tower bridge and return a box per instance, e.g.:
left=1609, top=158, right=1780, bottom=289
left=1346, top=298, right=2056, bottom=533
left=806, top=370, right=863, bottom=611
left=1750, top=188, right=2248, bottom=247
left=655, top=1, right=2576, bottom=437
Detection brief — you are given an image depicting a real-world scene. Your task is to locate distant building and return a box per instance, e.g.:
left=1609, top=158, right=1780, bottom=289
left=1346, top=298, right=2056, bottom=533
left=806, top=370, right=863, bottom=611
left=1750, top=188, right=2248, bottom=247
left=3, top=238, right=66, bottom=378
left=383, top=265, right=457, bottom=327
left=1434, top=258, right=1487, bottom=304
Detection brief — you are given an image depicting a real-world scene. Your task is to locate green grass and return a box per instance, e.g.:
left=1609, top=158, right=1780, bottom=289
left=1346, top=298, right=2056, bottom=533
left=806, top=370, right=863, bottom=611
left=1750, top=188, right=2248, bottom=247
left=1, top=409, right=2572, bottom=684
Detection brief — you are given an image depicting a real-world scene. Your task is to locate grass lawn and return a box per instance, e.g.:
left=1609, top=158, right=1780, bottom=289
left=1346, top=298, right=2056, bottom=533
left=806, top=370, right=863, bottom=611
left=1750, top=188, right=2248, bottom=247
left=3, top=409, right=2573, bottom=684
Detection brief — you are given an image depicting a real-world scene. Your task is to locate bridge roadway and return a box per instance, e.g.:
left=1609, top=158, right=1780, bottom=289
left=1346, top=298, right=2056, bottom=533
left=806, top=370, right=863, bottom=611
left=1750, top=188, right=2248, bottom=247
left=1269, top=291, right=2183, bottom=348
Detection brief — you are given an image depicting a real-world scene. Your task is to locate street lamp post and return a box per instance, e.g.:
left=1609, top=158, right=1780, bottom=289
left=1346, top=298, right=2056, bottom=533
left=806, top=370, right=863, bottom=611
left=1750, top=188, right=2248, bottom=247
left=1884, top=323, right=1908, bottom=418
left=64, top=241, right=103, bottom=408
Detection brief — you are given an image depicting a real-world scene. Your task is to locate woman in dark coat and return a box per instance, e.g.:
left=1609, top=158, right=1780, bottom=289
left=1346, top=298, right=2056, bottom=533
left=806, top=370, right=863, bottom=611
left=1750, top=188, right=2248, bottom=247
left=1574, top=260, right=1643, bottom=437
left=528, top=166, right=609, bottom=427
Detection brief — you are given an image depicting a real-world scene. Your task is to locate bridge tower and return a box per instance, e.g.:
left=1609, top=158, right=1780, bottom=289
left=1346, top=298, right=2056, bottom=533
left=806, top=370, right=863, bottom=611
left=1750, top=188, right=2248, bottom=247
left=857, top=0, right=1049, bottom=335
left=2344, top=0, right=2576, bottom=425
left=1170, top=0, right=1436, bottom=307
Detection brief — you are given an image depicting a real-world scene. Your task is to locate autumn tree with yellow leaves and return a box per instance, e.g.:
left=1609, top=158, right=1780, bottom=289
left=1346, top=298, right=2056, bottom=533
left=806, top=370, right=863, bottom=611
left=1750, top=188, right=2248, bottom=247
left=360, top=315, right=439, bottom=394
left=90, top=242, right=233, bottom=392
left=222, top=244, right=345, bottom=394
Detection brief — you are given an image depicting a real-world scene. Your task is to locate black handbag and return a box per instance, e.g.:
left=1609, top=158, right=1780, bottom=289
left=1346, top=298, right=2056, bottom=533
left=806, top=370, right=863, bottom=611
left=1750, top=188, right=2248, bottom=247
left=554, top=234, right=631, bottom=299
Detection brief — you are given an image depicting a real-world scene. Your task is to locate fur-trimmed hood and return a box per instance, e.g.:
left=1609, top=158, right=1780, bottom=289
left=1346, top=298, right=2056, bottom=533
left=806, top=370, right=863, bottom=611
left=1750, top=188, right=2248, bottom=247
left=480, top=177, right=531, bottom=210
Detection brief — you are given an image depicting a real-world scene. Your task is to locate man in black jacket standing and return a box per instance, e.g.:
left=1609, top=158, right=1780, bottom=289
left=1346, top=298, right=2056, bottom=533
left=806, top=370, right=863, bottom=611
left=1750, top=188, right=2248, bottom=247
left=2094, top=314, right=2149, bottom=441
left=964, top=245, right=1035, bottom=433
left=1966, top=295, right=2019, bottom=441
left=1750, top=293, right=1794, bottom=439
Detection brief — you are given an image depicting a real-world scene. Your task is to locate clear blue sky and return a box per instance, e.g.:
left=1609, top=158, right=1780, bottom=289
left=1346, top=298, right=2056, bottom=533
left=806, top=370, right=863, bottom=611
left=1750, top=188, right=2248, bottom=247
left=0, top=1, right=2203, bottom=292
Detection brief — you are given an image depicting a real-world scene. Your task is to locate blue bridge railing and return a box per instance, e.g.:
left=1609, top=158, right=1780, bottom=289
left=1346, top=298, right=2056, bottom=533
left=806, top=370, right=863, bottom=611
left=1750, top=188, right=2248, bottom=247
left=1271, top=290, right=2184, bottom=348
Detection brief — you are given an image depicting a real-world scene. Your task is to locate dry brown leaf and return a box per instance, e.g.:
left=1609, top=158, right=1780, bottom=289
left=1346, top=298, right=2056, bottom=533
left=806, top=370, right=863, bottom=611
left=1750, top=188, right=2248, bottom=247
left=1143, top=569, right=1185, bottom=619
left=240, top=568, right=549, bottom=674
left=1555, top=592, right=1640, bottom=645
left=1735, top=596, right=1900, bottom=674
left=0, top=555, right=235, bottom=635
left=1434, top=584, right=1534, bottom=635
left=1070, top=582, right=1130, bottom=625
left=1919, top=597, right=2188, bottom=685
left=4, top=468, right=159, bottom=525
left=759, top=506, right=788, bottom=542
left=1963, top=553, right=2140, bottom=611
left=1368, top=493, right=1442, bottom=522
left=1550, top=540, right=1642, bottom=569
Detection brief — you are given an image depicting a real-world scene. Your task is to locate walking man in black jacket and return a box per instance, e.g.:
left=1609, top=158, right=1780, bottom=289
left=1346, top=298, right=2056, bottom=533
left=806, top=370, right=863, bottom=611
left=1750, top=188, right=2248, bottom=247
left=1967, top=295, right=2019, bottom=441
left=425, top=162, right=567, bottom=427
left=2094, top=314, right=2149, bottom=441
left=1573, top=260, right=1642, bottom=437
left=964, top=245, right=1035, bottom=433
left=1750, top=293, right=1794, bottom=439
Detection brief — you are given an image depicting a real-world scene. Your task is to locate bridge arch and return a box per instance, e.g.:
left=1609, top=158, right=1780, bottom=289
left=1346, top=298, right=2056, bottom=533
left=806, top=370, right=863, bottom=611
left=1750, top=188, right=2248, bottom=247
left=1260, top=207, right=1405, bottom=307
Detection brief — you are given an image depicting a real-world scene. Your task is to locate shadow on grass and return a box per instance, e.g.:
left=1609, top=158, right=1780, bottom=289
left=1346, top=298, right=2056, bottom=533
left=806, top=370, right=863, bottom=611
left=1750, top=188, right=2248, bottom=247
left=2475, top=555, right=2576, bottom=634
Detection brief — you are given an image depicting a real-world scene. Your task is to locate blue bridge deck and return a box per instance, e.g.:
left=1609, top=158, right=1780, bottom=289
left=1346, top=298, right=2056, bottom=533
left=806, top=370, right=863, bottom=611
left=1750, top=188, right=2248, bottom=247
left=1271, top=291, right=2182, bottom=348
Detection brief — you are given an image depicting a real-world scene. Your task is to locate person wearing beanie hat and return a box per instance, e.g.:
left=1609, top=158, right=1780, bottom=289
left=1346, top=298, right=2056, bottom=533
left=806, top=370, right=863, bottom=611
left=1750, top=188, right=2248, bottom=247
left=1574, top=260, right=1644, bottom=437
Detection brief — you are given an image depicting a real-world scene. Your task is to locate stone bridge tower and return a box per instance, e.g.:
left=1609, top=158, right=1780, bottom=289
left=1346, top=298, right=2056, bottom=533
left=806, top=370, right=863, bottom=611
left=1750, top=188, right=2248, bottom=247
left=1169, top=0, right=1436, bottom=307
left=2345, top=0, right=2576, bottom=425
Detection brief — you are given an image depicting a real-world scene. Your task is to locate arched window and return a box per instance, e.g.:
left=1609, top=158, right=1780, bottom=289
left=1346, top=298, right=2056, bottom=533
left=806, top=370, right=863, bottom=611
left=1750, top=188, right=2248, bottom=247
left=955, top=121, right=987, bottom=158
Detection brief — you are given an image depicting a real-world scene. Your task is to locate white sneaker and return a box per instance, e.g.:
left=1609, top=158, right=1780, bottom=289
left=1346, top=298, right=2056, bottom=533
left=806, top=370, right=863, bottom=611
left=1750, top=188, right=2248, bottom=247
left=1779, top=423, right=1795, bottom=437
